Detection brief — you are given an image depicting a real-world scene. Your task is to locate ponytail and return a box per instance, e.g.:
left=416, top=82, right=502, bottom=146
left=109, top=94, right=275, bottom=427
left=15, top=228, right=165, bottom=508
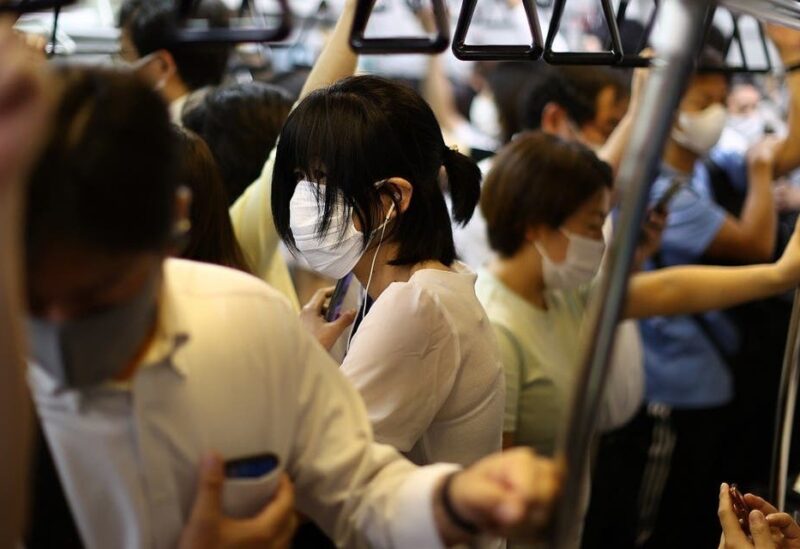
left=442, top=147, right=482, bottom=226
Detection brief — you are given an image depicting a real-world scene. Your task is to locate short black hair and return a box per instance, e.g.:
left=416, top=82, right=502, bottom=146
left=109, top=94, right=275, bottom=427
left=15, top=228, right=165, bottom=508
left=518, top=67, right=596, bottom=132
left=182, top=82, right=293, bottom=205
left=172, top=127, right=251, bottom=272
left=557, top=65, right=630, bottom=110
left=26, top=68, right=177, bottom=257
left=272, top=75, right=481, bottom=267
left=483, top=61, right=545, bottom=143
left=119, top=0, right=231, bottom=90
left=481, top=131, right=613, bottom=257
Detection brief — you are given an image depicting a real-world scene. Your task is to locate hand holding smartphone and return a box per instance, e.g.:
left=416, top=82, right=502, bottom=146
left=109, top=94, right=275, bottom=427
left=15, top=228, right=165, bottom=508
left=325, top=274, right=354, bottom=322
left=729, top=484, right=752, bottom=536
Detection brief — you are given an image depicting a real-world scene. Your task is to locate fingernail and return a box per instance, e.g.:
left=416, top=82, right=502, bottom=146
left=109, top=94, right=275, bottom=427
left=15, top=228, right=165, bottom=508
left=750, top=510, right=765, bottom=525
left=720, top=483, right=727, bottom=494
left=203, top=453, right=220, bottom=472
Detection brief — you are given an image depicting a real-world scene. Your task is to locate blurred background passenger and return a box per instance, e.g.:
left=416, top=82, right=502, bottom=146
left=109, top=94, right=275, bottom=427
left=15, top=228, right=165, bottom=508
left=182, top=82, right=293, bottom=206
left=117, top=0, right=232, bottom=123
left=171, top=126, right=251, bottom=272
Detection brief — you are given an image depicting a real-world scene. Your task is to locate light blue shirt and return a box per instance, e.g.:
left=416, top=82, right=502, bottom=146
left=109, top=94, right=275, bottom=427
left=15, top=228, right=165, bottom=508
left=640, top=149, right=746, bottom=408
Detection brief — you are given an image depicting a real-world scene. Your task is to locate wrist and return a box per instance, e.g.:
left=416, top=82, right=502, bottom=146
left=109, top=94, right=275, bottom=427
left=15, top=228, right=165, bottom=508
left=748, top=163, right=774, bottom=183
left=434, top=472, right=478, bottom=546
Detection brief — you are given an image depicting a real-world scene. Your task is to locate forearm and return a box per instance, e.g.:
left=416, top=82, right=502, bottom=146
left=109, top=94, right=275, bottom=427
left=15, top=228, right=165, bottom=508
left=597, top=113, right=633, bottom=175
left=774, top=70, right=800, bottom=177
left=298, top=1, right=358, bottom=102
left=0, top=183, right=32, bottom=549
left=738, top=163, right=778, bottom=257
left=422, top=55, right=464, bottom=135
left=625, top=262, right=789, bottom=319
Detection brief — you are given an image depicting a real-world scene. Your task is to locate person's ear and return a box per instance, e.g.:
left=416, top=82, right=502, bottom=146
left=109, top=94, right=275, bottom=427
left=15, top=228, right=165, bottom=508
left=382, top=177, right=413, bottom=216
left=541, top=103, right=567, bottom=136
left=149, top=49, right=177, bottom=89
left=168, top=186, right=192, bottom=255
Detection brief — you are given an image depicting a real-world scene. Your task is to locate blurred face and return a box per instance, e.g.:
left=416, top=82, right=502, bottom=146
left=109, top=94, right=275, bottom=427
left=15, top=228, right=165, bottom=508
left=670, top=73, right=729, bottom=155
left=679, top=73, right=729, bottom=115
left=581, top=86, right=629, bottom=147
left=28, top=245, right=161, bottom=322
left=727, top=84, right=761, bottom=116
left=535, top=187, right=611, bottom=264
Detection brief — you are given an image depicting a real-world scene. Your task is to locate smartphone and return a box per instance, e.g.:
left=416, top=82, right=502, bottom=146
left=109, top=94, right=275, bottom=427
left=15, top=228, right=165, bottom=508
left=325, top=274, right=354, bottom=322
left=224, top=453, right=280, bottom=479
left=730, top=484, right=752, bottom=536
left=652, top=177, right=687, bottom=214
left=223, top=453, right=281, bottom=518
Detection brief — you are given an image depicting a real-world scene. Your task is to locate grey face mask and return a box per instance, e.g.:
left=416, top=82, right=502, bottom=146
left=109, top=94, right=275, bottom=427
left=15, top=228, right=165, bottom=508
left=27, top=271, right=160, bottom=389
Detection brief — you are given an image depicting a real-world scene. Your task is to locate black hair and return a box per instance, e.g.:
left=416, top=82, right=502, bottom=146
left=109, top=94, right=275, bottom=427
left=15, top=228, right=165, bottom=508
left=182, top=82, right=293, bottom=205
left=26, top=68, right=177, bottom=257
left=119, top=0, right=231, bottom=90
left=518, top=67, right=596, bottom=132
left=272, top=75, right=481, bottom=267
left=557, top=65, right=630, bottom=109
left=172, top=127, right=251, bottom=272
left=483, top=61, right=545, bottom=143
left=481, top=131, right=613, bottom=257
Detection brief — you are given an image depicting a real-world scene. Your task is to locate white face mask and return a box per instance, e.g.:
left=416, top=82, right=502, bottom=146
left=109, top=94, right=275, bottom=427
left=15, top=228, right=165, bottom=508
left=671, top=103, right=727, bottom=156
left=470, top=92, right=502, bottom=141
left=536, top=230, right=606, bottom=290
left=727, top=112, right=766, bottom=146
left=289, top=180, right=365, bottom=279
left=289, top=180, right=395, bottom=281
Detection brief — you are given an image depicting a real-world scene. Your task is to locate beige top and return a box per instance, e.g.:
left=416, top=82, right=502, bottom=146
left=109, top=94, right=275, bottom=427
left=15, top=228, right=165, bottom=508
left=342, top=265, right=505, bottom=467
left=229, top=147, right=300, bottom=311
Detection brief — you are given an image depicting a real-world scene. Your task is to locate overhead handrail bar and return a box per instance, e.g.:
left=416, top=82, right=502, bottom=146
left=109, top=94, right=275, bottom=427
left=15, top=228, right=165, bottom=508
left=169, top=0, right=292, bottom=44
left=543, top=0, right=623, bottom=65
left=348, top=0, right=450, bottom=54
left=0, top=0, right=74, bottom=13
left=451, top=0, right=544, bottom=61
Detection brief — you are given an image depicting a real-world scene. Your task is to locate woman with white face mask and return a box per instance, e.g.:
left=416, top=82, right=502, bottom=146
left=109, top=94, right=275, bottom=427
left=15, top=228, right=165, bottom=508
left=271, top=75, right=505, bottom=469
left=476, top=131, right=800, bottom=547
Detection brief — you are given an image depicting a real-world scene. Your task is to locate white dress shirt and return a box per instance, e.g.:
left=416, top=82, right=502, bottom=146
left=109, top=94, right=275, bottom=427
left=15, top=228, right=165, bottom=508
left=229, top=148, right=300, bottom=311
left=29, top=259, right=458, bottom=549
left=342, top=265, right=505, bottom=467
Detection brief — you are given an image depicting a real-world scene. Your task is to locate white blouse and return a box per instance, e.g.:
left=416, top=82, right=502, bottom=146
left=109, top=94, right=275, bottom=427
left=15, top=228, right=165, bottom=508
left=341, top=265, right=505, bottom=466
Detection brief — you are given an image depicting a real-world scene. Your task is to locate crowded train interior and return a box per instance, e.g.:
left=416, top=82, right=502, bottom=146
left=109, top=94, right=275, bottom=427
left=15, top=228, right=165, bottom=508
left=6, top=0, right=800, bottom=548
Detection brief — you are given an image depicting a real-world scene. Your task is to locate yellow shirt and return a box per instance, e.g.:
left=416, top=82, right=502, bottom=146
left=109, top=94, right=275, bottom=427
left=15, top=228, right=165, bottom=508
left=229, top=148, right=300, bottom=311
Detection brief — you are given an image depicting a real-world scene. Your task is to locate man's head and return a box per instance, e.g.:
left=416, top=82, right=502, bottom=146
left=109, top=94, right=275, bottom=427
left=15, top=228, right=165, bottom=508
left=118, top=0, right=231, bottom=102
left=26, top=67, right=185, bottom=324
left=669, top=49, right=731, bottom=158
left=558, top=66, right=630, bottom=148
left=518, top=66, right=628, bottom=148
left=25, top=68, right=189, bottom=387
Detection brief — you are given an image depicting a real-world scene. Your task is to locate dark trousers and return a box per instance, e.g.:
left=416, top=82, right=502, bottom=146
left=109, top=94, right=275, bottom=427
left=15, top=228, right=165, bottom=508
left=582, top=404, right=732, bottom=549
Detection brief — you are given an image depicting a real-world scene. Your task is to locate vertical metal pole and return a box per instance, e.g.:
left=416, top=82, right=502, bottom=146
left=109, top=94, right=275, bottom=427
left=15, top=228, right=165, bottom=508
left=770, top=289, right=800, bottom=509
left=548, top=1, right=712, bottom=546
